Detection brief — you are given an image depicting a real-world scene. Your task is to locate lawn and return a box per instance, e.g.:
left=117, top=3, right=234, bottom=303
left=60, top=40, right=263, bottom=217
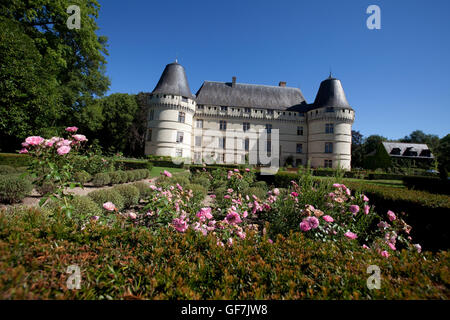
left=148, top=166, right=187, bottom=178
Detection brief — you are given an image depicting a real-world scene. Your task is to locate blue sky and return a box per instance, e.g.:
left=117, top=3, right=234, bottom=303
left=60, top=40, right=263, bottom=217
left=96, top=0, right=450, bottom=140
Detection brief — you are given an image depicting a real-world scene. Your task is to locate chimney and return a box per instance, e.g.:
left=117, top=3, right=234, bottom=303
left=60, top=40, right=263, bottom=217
left=279, top=81, right=286, bottom=87
left=232, top=76, right=236, bottom=88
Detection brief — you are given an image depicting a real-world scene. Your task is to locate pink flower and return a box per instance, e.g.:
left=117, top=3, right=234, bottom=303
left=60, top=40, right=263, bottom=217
left=362, top=194, right=369, bottom=202
left=103, top=202, right=116, bottom=211
left=333, top=183, right=342, bottom=188
left=65, top=126, right=78, bottom=133
left=364, top=205, right=370, bottom=215
left=306, top=216, right=319, bottom=229
left=245, top=168, right=250, bottom=172
left=57, top=146, right=71, bottom=155
left=196, top=207, right=213, bottom=221
left=162, top=170, right=172, bottom=178
left=322, top=215, right=334, bottom=222
left=72, top=134, right=87, bottom=142
left=21, top=142, right=29, bottom=147
left=91, top=215, right=99, bottom=221
left=414, top=244, right=422, bottom=253
left=300, top=220, right=311, bottom=232
left=291, top=192, right=299, bottom=197
left=224, top=195, right=231, bottom=199
left=225, top=211, right=242, bottom=224
left=25, top=136, right=44, bottom=146
left=387, top=210, right=396, bottom=221
left=149, top=185, right=157, bottom=190
left=268, top=239, right=273, bottom=244
left=233, top=168, right=239, bottom=172
left=227, top=238, right=233, bottom=246
left=227, top=188, right=234, bottom=193
left=273, top=188, right=280, bottom=196
left=377, top=221, right=390, bottom=230
left=217, top=240, right=225, bottom=247
left=381, top=250, right=389, bottom=258
left=210, top=194, right=216, bottom=199
left=362, top=244, right=370, bottom=249
left=56, top=139, right=71, bottom=147
left=349, top=205, right=360, bottom=214
left=19, top=148, right=28, bottom=154
left=128, top=212, right=137, bottom=220
left=388, top=243, right=396, bottom=251
left=344, top=231, right=357, bottom=239
left=172, top=218, right=188, bottom=232
left=237, top=231, right=246, bottom=239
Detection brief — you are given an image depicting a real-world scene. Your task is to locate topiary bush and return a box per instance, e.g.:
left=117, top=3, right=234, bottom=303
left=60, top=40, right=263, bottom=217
left=92, top=172, right=111, bottom=187
left=74, top=171, right=92, bottom=184
left=46, top=195, right=102, bottom=220
left=0, top=165, right=16, bottom=175
left=190, top=175, right=211, bottom=191
left=0, top=175, right=33, bottom=204
left=185, top=183, right=207, bottom=204
left=118, top=170, right=128, bottom=183
left=252, top=181, right=268, bottom=191
left=88, top=189, right=125, bottom=211
left=109, top=171, right=124, bottom=185
left=113, top=184, right=140, bottom=208
left=125, top=170, right=137, bottom=182
left=132, top=182, right=153, bottom=199
left=242, top=187, right=267, bottom=200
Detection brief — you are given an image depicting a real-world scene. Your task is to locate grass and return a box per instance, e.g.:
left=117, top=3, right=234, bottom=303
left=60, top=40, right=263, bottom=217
left=149, top=166, right=187, bottom=178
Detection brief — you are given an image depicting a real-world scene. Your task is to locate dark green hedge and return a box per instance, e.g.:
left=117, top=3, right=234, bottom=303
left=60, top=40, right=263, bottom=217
left=0, top=153, right=31, bottom=167
left=116, top=159, right=153, bottom=171
left=402, top=176, right=450, bottom=195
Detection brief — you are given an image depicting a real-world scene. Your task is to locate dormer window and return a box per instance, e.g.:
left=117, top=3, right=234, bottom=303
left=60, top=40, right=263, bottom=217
left=326, top=107, right=334, bottom=112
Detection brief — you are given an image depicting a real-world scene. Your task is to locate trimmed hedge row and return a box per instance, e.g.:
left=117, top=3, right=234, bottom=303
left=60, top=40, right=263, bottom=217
left=0, top=153, right=31, bottom=167
left=0, top=209, right=448, bottom=299
left=91, top=169, right=150, bottom=187
left=402, top=176, right=450, bottom=195
left=116, top=159, right=154, bottom=171
left=0, top=174, right=33, bottom=204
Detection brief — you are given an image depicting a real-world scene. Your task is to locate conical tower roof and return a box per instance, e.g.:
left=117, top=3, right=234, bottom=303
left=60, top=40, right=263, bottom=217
left=312, top=76, right=352, bottom=110
left=152, top=61, right=194, bottom=99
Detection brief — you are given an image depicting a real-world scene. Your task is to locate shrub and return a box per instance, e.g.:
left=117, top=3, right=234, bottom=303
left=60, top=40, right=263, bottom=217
left=109, top=171, right=126, bottom=185
left=252, top=181, right=268, bottom=191
left=0, top=175, right=33, bottom=203
left=185, top=183, right=207, bottom=204
left=0, top=165, right=16, bottom=175
left=92, top=172, right=111, bottom=187
left=242, top=187, right=267, bottom=200
left=132, top=182, right=153, bottom=199
left=0, top=153, right=31, bottom=167
left=74, top=171, right=92, bottom=184
left=136, top=169, right=150, bottom=180
left=113, top=184, right=140, bottom=208
left=46, top=196, right=102, bottom=220
left=190, top=175, right=211, bottom=190
left=402, top=176, right=450, bottom=195
left=88, top=189, right=125, bottom=211
left=125, top=170, right=137, bottom=182
left=35, top=180, right=57, bottom=196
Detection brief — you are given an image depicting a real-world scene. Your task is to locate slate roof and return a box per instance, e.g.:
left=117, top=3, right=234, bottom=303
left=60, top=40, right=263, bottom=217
left=152, top=62, right=194, bottom=98
left=195, top=81, right=307, bottom=110
left=382, top=142, right=434, bottom=158
left=308, top=77, right=353, bottom=111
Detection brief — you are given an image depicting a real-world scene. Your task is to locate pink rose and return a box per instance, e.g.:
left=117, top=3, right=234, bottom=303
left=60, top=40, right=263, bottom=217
left=381, top=250, right=389, bottom=258
left=388, top=243, right=396, bottom=251
left=349, top=205, right=360, bottom=214
left=362, top=244, right=370, bottom=249
left=163, top=170, right=172, bottom=178
left=210, top=194, right=216, bottom=199
left=65, top=126, right=78, bottom=133
left=25, top=136, right=44, bottom=146
left=225, top=211, right=241, bottom=224
left=128, top=212, right=137, bottom=220
left=72, top=134, right=87, bottom=142
left=306, top=216, right=319, bottom=229
left=149, top=185, right=157, bottom=190
left=233, top=168, right=239, bottom=172
left=273, top=188, right=280, bottom=196
left=21, top=142, right=29, bottom=147
left=364, top=205, right=370, bottom=215
left=245, top=168, right=250, bottom=172
left=19, top=148, right=28, bottom=154
left=91, top=216, right=99, bottom=221
left=268, top=239, right=273, bottom=244
left=344, top=231, right=357, bottom=239
left=322, top=215, right=334, bottom=222
left=362, top=194, right=369, bottom=202
left=227, top=188, right=234, bottom=193
left=387, top=210, right=396, bottom=221
left=414, top=244, right=422, bottom=253
left=227, top=238, right=233, bottom=246
left=300, top=220, right=311, bottom=232
left=172, top=218, right=188, bottom=232
left=57, top=146, right=71, bottom=155
left=103, top=202, right=116, bottom=211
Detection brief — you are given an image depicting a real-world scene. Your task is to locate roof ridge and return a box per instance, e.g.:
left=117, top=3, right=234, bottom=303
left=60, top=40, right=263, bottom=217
left=203, top=80, right=301, bottom=90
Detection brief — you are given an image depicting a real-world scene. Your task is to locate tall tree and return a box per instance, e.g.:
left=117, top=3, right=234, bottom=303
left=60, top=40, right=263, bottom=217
left=0, top=0, right=109, bottom=151
left=436, top=134, right=450, bottom=180
left=351, top=130, right=364, bottom=168
left=400, top=130, right=440, bottom=152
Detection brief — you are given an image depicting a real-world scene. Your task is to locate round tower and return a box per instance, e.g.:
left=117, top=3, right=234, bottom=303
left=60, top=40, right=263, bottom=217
left=307, top=75, right=355, bottom=170
left=145, top=61, right=196, bottom=161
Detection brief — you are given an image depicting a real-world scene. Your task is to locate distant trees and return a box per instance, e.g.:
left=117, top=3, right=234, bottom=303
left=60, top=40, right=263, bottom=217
left=400, top=130, right=440, bottom=153
left=436, top=134, right=450, bottom=180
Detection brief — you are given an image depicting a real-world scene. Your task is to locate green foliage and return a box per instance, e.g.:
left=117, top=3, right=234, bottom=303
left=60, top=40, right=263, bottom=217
left=186, top=183, right=207, bottom=204
left=35, top=180, right=57, bottom=197
left=402, top=176, right=450, bottom=195
left=252, top=180, right=268, bottom=191
left=190, top=175, right=211, bottom=191
left=0, top=174, right=33, bottom=203
left=363, top=142, right=392, bottom=170
left=132, top=182, right=153, bottom=199
left=0, top=153, right=31, bottom=167
left=92, top=172, right=111, bottom=187
left=436, top=134, right=450, bottom=180
left=0, top=208, right=448, bottom=299
left=0, top=165, right=16, bottom=175
left=125, top=170, right=137, bottom=182
left=242, top=187, right=267, bottom=200
left=113, top=185, right=140, bottom=208
left=88, top=189, right=125, bottom=211
left=46, top=196, right=102, bottom=222
left=108, top=171, right=123, bottom=185
left=73, top=171, right=92, bottom=184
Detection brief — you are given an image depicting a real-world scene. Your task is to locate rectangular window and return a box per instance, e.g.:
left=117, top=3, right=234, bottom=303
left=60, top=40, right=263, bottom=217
left=266, top=124, right=272, bottom=133
left=325, top=123, right=334, bottom=134
left=148, top=109, right=154, bottom=121
left=325, top=142, right=333, bottom=153
left=219, top=137, right=226, bottom=149
left=182, top=97, right=188, bottom=102
left=244, top=138, right=249, bottom=151
left=196, top=119, right=203, bottom=128
left=297, top=126, right=303, bottom=136
left=296, top=159, right=303, bottom=167
left=178, top=111, right=185, bottom=123
left=243, top=122, right=250, bottom=131
left=296, top=143, right=303, bottom=153
left=176, top=149, right=183, bottom=157
left=244, top=108, right=251, bottom=113
left=324, top=159, right=333, bottom=168
left=176, top=131, right=184, bottom=143
left=326, top=107, right=334, bottom=113
left=197, top=105, right=204, bottom=110
left=220, top=120, right=227, bottom=131
left=221, top=106, right=228, bottom=111
left=147, top=129, right=152, bottom=142
left=194, top=152, right=202, bottom=163
left=267, top=109, right=274, bottom=115
left=195, top=136, right=202, bottom=147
